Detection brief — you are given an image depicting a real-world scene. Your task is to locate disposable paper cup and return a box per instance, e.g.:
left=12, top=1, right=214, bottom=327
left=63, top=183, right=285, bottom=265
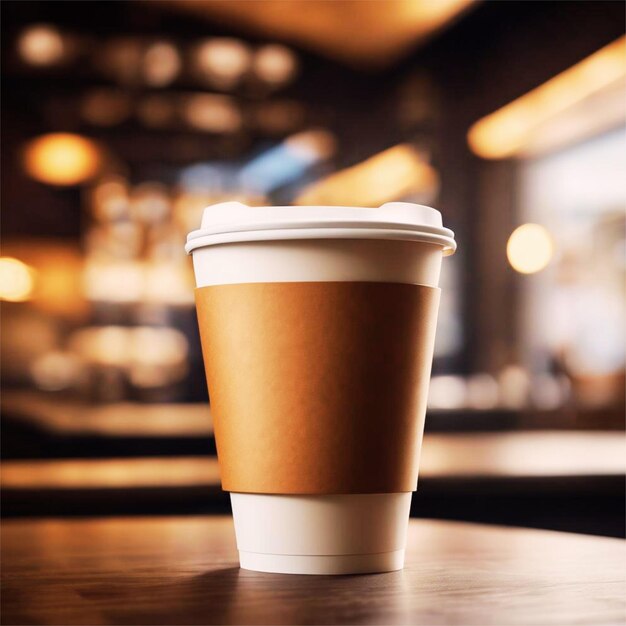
left=186, top=201, right=456, bottom=575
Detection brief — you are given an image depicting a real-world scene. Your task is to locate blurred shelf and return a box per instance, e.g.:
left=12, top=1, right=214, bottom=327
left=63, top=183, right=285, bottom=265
left=2, top=389, right=624, bottom=479
left=1, top=391, right=215, bottom=458
left=421, top=431, right=625, bottom=478
left=1, top=391, right=213, bottom=438
left=1, top=457, right=221, bottom=490
left=2, top=432, right=624, bottom=535
left=2, top=431, right=624, bottom=489
left=3, top=391, right=622, bottom=461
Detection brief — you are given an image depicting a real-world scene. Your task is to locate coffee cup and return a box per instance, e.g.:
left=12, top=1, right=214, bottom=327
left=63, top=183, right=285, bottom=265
left=186, top=201, right=456, bottom=574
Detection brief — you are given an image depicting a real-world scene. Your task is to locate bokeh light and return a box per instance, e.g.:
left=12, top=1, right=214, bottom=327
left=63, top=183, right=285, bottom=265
left=428, top=375, right=467, bottom=409
left=69, top=326, right=129, bottom=367
left=468, top=36, right=626, bottom=159
left=507, top=223, right=554, bottom=274
left=129, top=182, right=171, bottom=223
left=296, top=143, right=437, bottom=206
left=90, top=176, right=130, bottom=222
left=18, top=24, right=64, bottom=66
left=194, top=38, right=251, bottom=89
left=466, top=373, right=500, bottom=410
left=253, top=44, right=298, bottom=86
left=183, top=94, right=242, bottom=133
left=285, top=129, right=337, bottom=161
left=0, top=257, right=36, bottom=302
left=67, top=326, right=189, bottom=388
left=24, top=133, right=102, bottom=186
left=240, top=129, right=337, bottom=194
left=143, top=41, right=181, bottom=87
left=31, top=351, right=84, bottom=391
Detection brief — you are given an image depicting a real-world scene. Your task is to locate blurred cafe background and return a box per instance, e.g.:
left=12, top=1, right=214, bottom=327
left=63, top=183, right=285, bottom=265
left=1, top=1, right=625, bottom=537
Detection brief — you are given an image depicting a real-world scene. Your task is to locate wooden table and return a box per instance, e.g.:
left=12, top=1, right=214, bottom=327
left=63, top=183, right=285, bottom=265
left=2, top=516, right=624, bottom=625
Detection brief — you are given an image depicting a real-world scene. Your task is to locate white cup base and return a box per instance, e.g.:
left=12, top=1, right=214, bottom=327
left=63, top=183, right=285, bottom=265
left=239, top=549, right=405, bottom=575
left=230, top=492, right=412, bottom=575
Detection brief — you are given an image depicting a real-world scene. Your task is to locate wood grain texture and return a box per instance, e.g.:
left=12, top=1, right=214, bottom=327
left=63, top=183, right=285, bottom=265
left=2, top=516, right=625, bottom=625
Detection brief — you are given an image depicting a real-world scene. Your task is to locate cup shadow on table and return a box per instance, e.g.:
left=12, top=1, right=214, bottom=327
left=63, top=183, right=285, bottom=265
left=107, top=566, right=402, bottom=625
left=102, top=566, right=243, bottom=625
left=11, top=563, right=409, bottom=626
left=187, top=566, right=320, bottom=625
left=174, top=565, right=410, bottom=626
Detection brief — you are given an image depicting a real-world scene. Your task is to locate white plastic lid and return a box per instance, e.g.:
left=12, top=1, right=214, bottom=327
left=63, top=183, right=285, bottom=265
left=185, top=201, right=456, bottom=255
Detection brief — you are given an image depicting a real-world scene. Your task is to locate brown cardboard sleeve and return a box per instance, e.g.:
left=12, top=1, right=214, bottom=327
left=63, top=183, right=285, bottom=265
left=195, top=281, right=440, bottom=494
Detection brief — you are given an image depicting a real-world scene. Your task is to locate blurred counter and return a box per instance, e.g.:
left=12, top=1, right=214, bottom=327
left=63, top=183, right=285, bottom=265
left=2, top=431, right=624, bottom=486
left=2, top=413, right=624, bottom=536
left=2, top=390, right=622, bottom=460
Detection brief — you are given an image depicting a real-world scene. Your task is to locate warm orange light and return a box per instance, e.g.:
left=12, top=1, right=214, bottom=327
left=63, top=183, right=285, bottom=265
left=24, top=133, right=102, bottom=186
left=83, top=260, right=144, bottom=303
left=171, top=0, right=473, bottom=68
left=405, top=0, right=473, bottom=24
left=296, top=144, right=437, bottom=206
left=194, top=38, right=251, bottom=88
left=253, top=45, right=298, bottom=86
left=66, top=326, right=189, bottom=387
left=183, top=94, right=242, bottom=133
left=507, top=224, right=554, bottom=274
left=1, top=241, right=88, bottom=318
left=90, top=176, right=129, bottom=221
left=468, top=37, right=626, bottom=159
left=18, top=25, right=64, bottom=66
left=0, top=257, right=36, bottom=302
left=143, top=41, right=181, bottom=87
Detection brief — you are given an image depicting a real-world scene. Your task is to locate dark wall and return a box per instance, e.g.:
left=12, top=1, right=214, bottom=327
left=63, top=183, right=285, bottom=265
left=1, top=0, right=398, bottom=239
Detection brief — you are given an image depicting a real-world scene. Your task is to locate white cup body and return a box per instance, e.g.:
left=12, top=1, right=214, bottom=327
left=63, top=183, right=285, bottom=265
left=191, top=236, right=444, bottom=574
left=192, top=237, right=442, bottom=288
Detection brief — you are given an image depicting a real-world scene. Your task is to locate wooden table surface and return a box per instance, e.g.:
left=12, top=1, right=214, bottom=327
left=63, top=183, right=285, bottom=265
left=2, top=516, right=624, bottom=626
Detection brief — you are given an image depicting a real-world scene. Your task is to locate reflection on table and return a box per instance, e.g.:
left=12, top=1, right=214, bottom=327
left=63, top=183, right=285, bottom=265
left=2, top=516, right=625, bottom=626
